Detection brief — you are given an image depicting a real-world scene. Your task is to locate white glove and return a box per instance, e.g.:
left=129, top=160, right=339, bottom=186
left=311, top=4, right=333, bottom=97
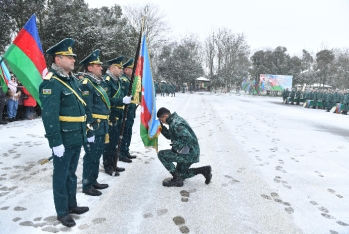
left=52, top=144, right=65, bottom=157
left=123, top=96, right=132, bottom=104
left=87, top=136, right=95, bottom=143
left=178, top=146, right=190, bottom=154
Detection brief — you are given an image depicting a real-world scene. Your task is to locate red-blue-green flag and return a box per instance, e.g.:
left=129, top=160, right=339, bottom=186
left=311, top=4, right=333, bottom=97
left=0, top=57, right=11, bottom=93
left=140, top=34, right=161, bottom=150
left=3, top=14, right=47, bottom=105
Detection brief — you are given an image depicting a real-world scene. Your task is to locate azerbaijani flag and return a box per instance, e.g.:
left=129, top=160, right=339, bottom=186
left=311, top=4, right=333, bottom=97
left=3, top=14, right=47, bottom=105
left=140, top=34, right=161, bottom=150
left=0, top=57, right=11, bottom=93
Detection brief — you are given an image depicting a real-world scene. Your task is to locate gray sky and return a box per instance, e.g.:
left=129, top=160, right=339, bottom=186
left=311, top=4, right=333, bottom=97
left=86, top=0, right=349, bottom=56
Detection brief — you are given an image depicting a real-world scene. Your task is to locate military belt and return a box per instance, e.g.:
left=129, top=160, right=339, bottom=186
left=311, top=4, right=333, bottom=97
left=59, top=115, right=87, bottom=122
left=92, top=113, right=109, bottom=120
left=111, top=106, right=124, bottom=110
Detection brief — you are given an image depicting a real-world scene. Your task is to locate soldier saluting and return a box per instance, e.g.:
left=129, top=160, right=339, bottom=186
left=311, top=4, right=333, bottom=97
left=39, top=38, right=89, bottom=227
left=79, top=50, right=110, bottom=196
left=103, top=56, right=132, bottom=175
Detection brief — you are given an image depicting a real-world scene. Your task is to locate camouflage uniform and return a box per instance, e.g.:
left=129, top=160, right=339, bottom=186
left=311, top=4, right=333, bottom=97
left=158, top=112, right=200, bottom=179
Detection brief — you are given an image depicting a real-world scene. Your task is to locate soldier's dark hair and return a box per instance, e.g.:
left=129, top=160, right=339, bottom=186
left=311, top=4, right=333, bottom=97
left=157, top=107, right=171, bottom=118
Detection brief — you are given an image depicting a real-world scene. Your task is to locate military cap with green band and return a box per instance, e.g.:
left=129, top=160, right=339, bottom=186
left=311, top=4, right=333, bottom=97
left=105, top=56, right=124, bottom=68
left=46, top=38, right=76, bottom=56
left=79, top=49, right=103, bottom=66
left=123, top=58, right=134, bottom=69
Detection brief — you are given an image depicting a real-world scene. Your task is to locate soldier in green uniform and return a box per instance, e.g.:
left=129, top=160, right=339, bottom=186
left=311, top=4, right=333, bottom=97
left=326, top=89, right=334, bottom=112
left=342, top=90, right=349, bottom=115
left=119, top=58, right=137, bottom=163
left=295, top=88, right=301, bottom=105
left=281, top=89, right=286, bottom=102
left=161, top=82, right=166, bottom=96
left=39, top=38, right=89, bottom=227
left=103, top=56, right=131, bottom=175
left=289, top=88, right=296, bottom=105
left=322, top=89, right=328, bottom=109
left=284, top=88, right=290, bottom=104
left=157, top=107, right=212, bottom=187
left=312, top=89, right=318, bottom=109
left=79, top=50, right=109, bottom=196
left=171, top=83, right=176, bottom=97
left=154, top=81, right=158, bottom=97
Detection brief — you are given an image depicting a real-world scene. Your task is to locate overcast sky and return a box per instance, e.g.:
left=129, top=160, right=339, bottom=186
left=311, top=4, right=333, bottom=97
left=86, top=0, right=349, bottom=56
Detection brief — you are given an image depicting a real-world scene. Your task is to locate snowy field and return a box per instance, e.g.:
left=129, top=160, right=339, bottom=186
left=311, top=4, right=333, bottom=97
left=0, top=92, right=348, bottom=234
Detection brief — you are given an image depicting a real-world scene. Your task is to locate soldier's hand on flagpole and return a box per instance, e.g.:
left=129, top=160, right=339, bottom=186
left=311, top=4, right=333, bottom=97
left=123, top=96, right=132, bottom=104
left=52, top=144, right=65, bottom=157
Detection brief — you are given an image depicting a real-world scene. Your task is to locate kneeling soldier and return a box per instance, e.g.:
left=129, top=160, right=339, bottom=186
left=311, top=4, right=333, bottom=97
left=40, top=38, right=89, bottom=227
left=157, top=107, right=212, bottom=187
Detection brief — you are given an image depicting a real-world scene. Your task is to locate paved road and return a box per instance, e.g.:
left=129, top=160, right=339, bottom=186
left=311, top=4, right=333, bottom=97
left=0, top=92, right=348, bottom=233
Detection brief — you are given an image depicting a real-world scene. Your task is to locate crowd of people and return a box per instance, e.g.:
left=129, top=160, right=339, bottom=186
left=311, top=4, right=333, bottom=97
left=282, top=88, right=349, bottom=113
left=0, top=75, right=38, bottom=124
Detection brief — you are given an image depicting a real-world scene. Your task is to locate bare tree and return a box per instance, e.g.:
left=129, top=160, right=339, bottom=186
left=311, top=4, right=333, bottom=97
left=204, top=31, right=216, bottom=80
left=123, top=3, right=170, bottom=51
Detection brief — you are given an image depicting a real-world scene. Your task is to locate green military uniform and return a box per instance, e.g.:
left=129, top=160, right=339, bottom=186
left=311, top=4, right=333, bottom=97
left=79, top=50, right=110, bottom=192
left=326, top=90, right=334, bottom=111
left=290, top=89, right=296, bottom=105
left=161, top=82, right=166, bottom=96
left=158, top=110, right=211, bottom=187
left=120, top=59, right=137, bottom=160
left=39, top=39, right=87, bottom=219
left=284, top=89, right=290, bottom=104
left=154, top=81, right=158, bottom=96
left=172, top=84, right=176, bottom=97
left=103, top=57, right=125, bottom=173
left=320, top=90, right=325, bottom=109
left=295, top=89, right=301, bottom=105
left=159, top=112, right=200, bottom=178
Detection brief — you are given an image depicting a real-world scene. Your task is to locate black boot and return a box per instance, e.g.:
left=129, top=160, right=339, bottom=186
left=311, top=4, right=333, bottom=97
left=70, top=206, right=89, bottom=214
left=93, top=182, right=108, bottom=190
left=83, top=187, right=102, bottom=196
left=57, top=215, right=76, bottom=227
left=116, top=167, right=125, bottom=172
left=105, top=169, right=118, bottom=176
left=162, top=170, right=184, bottom=187
left=193, top=166, right=212, bottom=184
left=126, top=152, right=137, bottom=159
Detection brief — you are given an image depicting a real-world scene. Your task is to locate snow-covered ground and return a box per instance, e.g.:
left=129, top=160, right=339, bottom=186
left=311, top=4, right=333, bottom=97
left=0, top=92, right=348, bottom=234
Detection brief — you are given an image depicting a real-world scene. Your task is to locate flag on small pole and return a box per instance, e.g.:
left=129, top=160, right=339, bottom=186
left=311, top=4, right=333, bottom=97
left=0, top=57, right=11, bottom=93
left=3, top=14, right=47, bottom=105
left=140, top=34, right=161, bottom=150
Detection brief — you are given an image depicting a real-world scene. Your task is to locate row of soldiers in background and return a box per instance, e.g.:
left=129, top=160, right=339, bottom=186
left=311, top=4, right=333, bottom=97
left=282, top=88, right=349, bottom=114
left=154, top=81, right=177, bottom=97
left=39, top=38, right=137, bottom=227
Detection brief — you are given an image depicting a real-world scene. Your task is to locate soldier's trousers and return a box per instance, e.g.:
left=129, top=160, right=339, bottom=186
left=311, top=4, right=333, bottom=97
left=120, top=105, right=136, bottom=158
left=103, top=121, right=121, bottom=171
left=82, top=135, right=105, bottom=190
left=158, top=149, right=196, bottom=180
left=52, top=145, right=81, bottom=218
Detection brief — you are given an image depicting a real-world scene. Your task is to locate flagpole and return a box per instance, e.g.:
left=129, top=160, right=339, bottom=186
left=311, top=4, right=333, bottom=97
left=113, top=17, right=145, bottom=175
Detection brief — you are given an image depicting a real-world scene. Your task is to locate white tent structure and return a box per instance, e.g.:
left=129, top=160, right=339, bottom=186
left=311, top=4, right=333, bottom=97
left=196, top=77, right=210, bottom=81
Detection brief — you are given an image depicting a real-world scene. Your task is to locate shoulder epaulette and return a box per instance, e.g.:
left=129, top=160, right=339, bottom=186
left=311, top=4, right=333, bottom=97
left=82, top=78, right=88, bottom=84
left=44, top=72, right=53, bottom=80
left=105, top=76, right=110, bottom=81
left=121, top=77, right=129, bottom=82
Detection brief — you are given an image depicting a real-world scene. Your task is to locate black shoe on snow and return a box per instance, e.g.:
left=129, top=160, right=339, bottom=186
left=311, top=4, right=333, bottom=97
left=162, top=171, right=183, bottom=187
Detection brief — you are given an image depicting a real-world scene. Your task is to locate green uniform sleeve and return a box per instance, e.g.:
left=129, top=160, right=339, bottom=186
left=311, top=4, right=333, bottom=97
left=39, top=80, right=63, bottom=148
left=79, top=80, right=95, bottom=137
left=161, top=125, right=171, bottom=140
